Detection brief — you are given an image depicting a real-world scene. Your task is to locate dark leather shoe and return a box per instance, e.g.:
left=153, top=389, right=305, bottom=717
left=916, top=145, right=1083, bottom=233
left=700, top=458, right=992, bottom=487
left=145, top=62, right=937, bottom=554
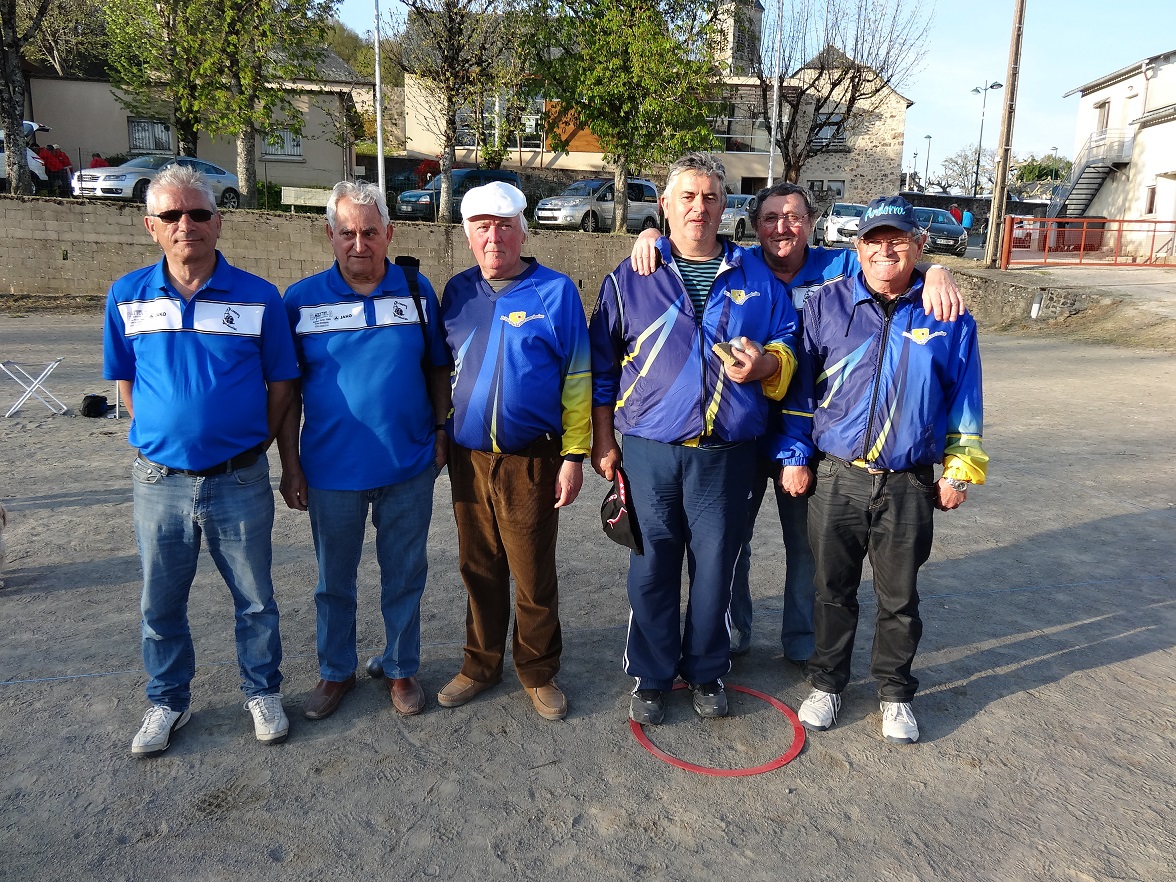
left=388, top=675, right=425, bottom=715
left=303, top=675, right=356, bottom=720
left=436, top=672, right=500, bottom=708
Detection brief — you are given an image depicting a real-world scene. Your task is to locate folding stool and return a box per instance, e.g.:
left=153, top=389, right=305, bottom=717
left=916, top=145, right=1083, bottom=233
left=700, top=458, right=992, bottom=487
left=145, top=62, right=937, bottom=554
left=2, top=358, right=67, bottom=417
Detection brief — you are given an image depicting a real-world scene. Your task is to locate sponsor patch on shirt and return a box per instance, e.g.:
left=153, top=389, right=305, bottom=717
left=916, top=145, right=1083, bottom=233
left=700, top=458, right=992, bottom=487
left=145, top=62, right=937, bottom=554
left=193, top=301, right=265, bottom=336
left=725, top=289, right=760, bottom=305
left=373, top=297, right=425, bottom=327
left=902, top=328, right=947, bottom=345
left=500, top=310, right=544, bottom=327
left=295, top=298, right=424, bottom=335
left=119, top=297, right=183, bottom=335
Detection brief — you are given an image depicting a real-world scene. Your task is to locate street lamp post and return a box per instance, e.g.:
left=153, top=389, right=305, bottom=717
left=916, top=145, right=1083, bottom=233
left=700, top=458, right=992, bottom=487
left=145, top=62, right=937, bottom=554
left=924, top=134, right=931, bottom=190
left=971, top=81, right=1003, bottom=196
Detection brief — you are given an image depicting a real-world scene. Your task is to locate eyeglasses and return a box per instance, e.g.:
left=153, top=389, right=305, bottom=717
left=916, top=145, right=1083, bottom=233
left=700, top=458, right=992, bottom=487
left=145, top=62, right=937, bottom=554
left=859, top=236, right=914, bottom=252
left=758, top=213, right=809, bottom=228
left=149, top=208, right=216, bottom=223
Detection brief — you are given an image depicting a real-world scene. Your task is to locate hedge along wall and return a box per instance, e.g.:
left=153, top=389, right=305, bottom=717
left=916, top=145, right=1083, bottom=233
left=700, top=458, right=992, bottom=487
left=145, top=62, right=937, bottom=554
left=0, top=195, right=639, bottom=312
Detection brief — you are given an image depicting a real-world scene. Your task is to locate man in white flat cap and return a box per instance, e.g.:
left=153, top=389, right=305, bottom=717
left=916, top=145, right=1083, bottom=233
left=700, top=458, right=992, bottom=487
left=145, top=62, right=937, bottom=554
left=435, top=181, right=591, bottom=721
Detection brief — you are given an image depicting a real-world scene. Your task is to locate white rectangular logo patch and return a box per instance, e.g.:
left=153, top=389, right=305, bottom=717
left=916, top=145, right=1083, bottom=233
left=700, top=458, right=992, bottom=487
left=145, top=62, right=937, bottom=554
left=119, top=298, right=184, bottom=335
left=373, top=297, right=425, bottom=327
left=295, top=302, right=367, bottom=335
left=192, top=301, right=265, bottom=336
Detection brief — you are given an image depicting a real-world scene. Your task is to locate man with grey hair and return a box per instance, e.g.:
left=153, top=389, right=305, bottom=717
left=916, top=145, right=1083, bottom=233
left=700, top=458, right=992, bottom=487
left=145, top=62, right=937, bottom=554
left=435, top=181, right=591, bottom=722
left=277, top=180, right=449, bottom=721
left=104, top=165, right=299, bottom=755
left=589, top=152, right=799, bottom=724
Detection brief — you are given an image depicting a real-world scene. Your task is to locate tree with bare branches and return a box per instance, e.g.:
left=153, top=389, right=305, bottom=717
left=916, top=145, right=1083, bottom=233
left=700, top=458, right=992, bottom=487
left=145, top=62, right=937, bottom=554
left=750, top=0, right=930, bottom=184
left=399, top=0, right=509, bottom=223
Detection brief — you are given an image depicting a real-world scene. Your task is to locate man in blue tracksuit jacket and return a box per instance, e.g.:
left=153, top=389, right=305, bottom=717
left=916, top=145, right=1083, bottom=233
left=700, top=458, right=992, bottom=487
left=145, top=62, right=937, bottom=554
left=779, top=196, right=988, bottom=745
left=590, top=152, right=799, bottom=725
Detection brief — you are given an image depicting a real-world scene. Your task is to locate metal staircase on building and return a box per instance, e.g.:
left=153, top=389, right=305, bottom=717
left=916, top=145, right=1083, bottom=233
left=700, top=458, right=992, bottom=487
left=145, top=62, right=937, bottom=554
left=1047, top=129, right=1133, bottom=218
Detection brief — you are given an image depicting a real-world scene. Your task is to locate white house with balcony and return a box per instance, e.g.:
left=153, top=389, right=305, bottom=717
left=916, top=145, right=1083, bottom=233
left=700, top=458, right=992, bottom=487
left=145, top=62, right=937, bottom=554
left=1056, top=49, right=1176, bottom=223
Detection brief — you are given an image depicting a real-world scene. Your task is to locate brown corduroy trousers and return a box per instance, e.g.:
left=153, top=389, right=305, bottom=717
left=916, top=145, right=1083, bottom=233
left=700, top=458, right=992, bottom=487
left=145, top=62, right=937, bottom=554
left=447, top=438, right=563, bottom=688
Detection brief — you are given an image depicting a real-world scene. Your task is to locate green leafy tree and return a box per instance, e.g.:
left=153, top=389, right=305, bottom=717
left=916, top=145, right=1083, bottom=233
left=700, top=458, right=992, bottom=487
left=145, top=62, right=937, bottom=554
left=1, top=0, right=51, bottom=193
left=539, top=0, right=723, bottom=232
left=200, top=0, right=333, bottom=208
left=18, top=0, right=106, bottom=76
left=102, top=0, right=209, bottom=157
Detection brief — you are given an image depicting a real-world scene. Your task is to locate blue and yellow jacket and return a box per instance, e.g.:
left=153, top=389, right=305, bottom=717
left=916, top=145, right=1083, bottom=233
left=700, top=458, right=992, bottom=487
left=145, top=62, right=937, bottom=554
left=590, top=237, right=799, bottom=444
left=775, top=271, right=987, bottom=483
left=441, top=259, right=591, bottom=458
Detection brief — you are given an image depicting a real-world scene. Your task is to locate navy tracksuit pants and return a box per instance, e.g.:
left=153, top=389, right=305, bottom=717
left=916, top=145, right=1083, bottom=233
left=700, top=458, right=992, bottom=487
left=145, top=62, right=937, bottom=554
left=621, top=435, right=755, bottom=692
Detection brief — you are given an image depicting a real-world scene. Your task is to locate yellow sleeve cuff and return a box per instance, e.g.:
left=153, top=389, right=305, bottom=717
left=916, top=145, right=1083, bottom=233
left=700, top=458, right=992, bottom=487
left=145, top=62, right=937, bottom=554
left=760, top=343, right=796, bottom=401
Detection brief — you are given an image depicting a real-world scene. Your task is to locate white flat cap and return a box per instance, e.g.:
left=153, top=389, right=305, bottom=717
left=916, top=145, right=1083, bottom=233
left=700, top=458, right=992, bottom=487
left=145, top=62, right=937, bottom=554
left=461, top=181, right=528, bottom=221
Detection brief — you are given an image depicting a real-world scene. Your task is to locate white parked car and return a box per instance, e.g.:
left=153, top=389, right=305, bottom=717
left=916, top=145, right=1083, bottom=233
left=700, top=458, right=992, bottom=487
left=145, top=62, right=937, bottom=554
left=813, top=202, right=867, bottom=247
left=73, top=155, right=241, bottom=207
left=0, top=121, right=51, bottom=193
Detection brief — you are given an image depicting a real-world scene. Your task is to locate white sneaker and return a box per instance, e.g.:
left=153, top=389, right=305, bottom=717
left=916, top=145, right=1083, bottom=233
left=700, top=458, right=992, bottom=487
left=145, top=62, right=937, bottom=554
left=798, top=689, right=841, bottom=731
left=131, top=705, right=191, bottom=756
left=881, top=701, right=920, bottom=744
left=245, top=694, right=289, bottom=744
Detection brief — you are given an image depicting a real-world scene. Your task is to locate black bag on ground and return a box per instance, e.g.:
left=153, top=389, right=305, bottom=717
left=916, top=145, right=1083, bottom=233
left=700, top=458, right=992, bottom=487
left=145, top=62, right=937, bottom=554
left=80, top=394, right=109, bottom=417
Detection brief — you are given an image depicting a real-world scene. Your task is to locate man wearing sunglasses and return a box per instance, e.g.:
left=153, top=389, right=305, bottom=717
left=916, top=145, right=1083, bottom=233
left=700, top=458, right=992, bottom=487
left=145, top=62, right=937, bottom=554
left=104, top=166, right=300, bottom=756
left=781, top=195, right=987, bottom=744
left=276, top=181, right=449, bottom=721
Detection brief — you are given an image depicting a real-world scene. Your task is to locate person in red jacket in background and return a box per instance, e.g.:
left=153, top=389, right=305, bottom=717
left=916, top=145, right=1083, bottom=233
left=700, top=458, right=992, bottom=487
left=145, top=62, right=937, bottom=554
left=89, top=153, right=110, bottom=169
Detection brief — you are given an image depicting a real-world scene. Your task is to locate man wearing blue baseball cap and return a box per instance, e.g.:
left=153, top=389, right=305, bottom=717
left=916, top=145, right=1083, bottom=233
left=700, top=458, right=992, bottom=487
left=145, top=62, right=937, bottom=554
left=780, top=194, right=988, bottom=744
left=435, top=181, right=592, bottom=721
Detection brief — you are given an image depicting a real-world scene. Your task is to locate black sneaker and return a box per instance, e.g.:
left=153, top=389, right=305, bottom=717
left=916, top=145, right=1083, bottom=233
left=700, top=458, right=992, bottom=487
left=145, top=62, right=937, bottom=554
left=629, top=688, right=665, bottom=725
left=691, top=680, right=728, bottom=718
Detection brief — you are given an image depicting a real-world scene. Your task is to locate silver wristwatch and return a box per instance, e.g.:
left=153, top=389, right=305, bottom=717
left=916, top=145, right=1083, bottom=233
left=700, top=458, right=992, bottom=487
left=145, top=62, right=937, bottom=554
left=943, top=477, right=969, bottom=492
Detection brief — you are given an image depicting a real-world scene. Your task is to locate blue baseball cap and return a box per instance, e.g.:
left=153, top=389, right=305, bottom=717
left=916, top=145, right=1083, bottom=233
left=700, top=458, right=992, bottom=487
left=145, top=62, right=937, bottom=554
left=857, top=195, right=920, bottom=237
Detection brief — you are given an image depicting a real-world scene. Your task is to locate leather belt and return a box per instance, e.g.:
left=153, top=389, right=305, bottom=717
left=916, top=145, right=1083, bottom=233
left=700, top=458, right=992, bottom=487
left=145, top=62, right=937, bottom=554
left=137, top=444, right=265, bottom=478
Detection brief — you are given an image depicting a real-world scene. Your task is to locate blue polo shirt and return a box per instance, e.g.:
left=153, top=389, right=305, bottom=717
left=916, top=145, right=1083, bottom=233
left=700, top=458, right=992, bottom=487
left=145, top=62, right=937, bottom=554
left=284, top=260, right=449, bottom=490
left=748, top=244, right=858, bottom=312
left=103, top=252, right=299, bottom=471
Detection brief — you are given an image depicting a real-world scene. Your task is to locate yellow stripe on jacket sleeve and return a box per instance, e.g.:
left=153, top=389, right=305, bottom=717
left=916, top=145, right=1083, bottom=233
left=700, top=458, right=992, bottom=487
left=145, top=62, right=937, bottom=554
left=760, top=342, right=797, bottom=401
left=560, top=368, right=592, bottom=457
left=943, top=433, right=988, bottom=484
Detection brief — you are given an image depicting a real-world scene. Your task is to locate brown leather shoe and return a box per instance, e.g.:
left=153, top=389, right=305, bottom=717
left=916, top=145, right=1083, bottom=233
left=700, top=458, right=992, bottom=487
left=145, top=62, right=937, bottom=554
left=387, top=675, right=425, bottom=715
left=526, top=679, right=567, bottom=721
left=303, top=675, right=356, bottom=720
left=436, top=672, right=500, bottom=708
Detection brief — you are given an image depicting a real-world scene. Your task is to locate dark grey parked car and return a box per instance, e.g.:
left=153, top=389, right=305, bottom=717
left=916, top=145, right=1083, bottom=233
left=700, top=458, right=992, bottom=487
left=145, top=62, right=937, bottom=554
left=914, top=207, right=969, bottom=256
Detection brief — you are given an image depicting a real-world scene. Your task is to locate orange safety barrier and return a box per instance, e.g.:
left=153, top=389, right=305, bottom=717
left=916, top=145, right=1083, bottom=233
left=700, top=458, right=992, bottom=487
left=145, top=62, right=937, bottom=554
left=999, top=216, right=1176, bottom=269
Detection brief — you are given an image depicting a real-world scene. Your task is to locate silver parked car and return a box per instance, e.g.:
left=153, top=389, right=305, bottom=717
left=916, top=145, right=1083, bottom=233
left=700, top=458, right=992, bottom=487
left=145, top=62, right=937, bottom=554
left=813, top=202, right=867, bottom=247
left=73, top=155, right=241, bottom=207
left=718, top=194, right=753, bottom=240
left=535, top=178, right=661, bottom=233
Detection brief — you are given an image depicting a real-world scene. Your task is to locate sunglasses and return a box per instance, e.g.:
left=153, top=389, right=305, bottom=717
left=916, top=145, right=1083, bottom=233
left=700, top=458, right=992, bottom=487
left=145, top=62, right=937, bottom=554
left=149, top=208, right=216, bottom=223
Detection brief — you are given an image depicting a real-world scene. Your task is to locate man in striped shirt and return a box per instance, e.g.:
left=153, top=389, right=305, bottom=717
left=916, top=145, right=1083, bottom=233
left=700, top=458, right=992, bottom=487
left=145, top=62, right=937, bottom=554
left=590, top=153, right=798, bottom=724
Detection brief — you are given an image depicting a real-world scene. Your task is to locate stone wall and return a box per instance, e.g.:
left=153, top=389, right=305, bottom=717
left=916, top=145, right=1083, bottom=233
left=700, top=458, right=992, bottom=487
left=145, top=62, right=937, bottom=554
left=4, top=194, right=1089, bottom=324
left=0, top=195, right=637, bottom=310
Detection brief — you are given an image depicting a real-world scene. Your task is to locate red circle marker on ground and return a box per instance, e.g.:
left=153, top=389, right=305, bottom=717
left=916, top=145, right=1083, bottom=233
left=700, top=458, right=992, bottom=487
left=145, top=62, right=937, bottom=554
left=630, top=683, right=806, bottom=777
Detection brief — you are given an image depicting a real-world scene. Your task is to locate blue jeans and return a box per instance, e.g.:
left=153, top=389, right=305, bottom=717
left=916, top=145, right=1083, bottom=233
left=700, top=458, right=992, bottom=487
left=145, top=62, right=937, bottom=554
left=132, top=453, right=283, bottom=711
left=307, top=466, right=434, bottom=681
left=729, top=458, right=817, bottom=660
left=621, top=435, right=754, bottom=691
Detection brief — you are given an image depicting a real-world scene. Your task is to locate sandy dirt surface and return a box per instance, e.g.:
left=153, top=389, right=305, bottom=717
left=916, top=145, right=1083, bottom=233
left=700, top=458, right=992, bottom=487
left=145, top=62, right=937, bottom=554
left=1, top=312, right=1174, bottom=881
